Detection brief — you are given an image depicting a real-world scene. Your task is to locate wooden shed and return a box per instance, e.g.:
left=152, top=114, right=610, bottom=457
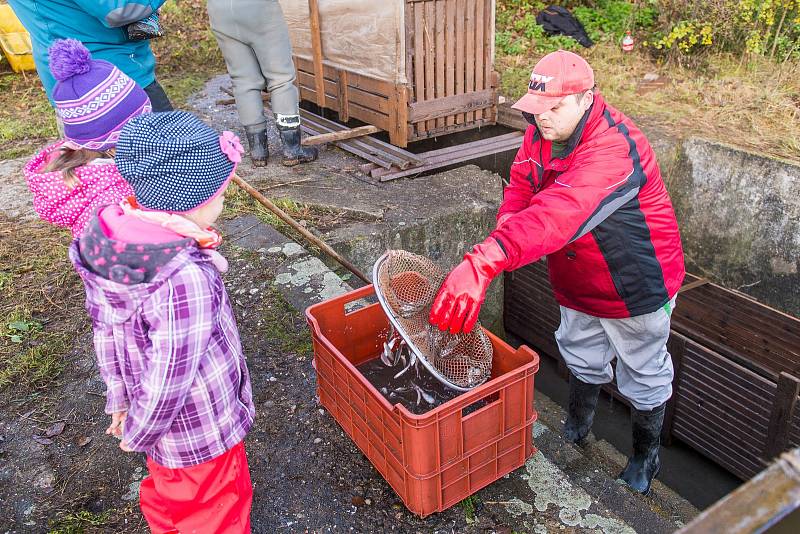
left=280, top=0, right=498, bottom=147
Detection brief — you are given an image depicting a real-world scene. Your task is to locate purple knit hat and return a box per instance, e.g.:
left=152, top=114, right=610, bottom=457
left=49, top=39, right=151, bottom=151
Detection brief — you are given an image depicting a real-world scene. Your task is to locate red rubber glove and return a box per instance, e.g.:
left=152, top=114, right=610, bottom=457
left=429, top=237, right=509, bottom=334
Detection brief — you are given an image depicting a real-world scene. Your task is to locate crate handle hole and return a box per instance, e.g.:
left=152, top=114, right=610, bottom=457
left=462, top=392, right=500, bottom=418
left=344, top=295, right=378, bottom=316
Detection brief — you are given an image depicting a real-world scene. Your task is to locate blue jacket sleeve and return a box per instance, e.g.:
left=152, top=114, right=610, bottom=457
left=72, top=0, right=166, bottom=28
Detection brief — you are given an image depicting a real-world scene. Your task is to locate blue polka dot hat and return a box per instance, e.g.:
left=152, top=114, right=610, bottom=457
left=115, top=111, right=244, bottom=213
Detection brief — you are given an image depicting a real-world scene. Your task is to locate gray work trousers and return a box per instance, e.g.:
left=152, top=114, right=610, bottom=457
left=555, top=297, right=677, bottom=411
left=207, top=0, right=299, bottom=132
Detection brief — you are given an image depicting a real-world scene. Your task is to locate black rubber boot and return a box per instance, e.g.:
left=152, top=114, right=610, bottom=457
left=563, top=372, right=602, bottom=444
left=618, top=402, right=666, bottom=495
left=278, top=125, right=318, bottom=166
left=246, top=130, right=269, bottom=167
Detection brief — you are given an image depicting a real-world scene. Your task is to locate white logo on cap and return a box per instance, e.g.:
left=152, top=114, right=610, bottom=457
left=529, top=73, right=554, bottom=92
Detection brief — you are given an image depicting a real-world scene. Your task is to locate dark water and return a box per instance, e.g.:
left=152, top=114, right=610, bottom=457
left=357, top=356, right=478, bottom=415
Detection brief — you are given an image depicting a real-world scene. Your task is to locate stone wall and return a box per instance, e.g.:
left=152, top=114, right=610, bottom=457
left=645, top=129, right=800, bottom=318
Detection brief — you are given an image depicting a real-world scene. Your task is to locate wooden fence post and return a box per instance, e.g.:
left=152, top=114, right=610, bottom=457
left=308, top=0, right=325, bottom=109
left=764, top=372, right=800, bottom=461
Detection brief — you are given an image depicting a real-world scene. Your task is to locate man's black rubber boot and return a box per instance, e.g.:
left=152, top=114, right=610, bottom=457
left=618, top=402, right=666, bottom=495
left=279, top=125, right=318, bottom=166
left=246, top=130, right=269, bottom=167
left=563, top=372, right=602, bottom=444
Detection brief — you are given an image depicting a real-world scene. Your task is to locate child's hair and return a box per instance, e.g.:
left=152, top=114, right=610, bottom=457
left=43, top=146, right=114, bottom=188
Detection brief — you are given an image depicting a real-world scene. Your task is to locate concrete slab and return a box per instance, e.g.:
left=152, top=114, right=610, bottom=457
left=0, top=156, right=36, bottom=220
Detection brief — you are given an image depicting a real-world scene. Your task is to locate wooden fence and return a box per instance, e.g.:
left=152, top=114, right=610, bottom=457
left=294, top=0, right=498, bottom=147
left=504, top=260, right=800, bottom=481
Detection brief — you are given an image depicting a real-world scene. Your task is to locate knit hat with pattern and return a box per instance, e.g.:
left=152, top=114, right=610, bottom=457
left=49, top=39, right=151, bottom=151
left=115, top=111, right=244, bottom=213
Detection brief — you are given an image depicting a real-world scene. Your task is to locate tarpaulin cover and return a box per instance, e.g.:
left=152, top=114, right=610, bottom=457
left=279, top=0, right=407, bottom=85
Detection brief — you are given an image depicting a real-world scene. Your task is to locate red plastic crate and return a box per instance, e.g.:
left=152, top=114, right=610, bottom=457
left=306, top=285, right=540, bottom=517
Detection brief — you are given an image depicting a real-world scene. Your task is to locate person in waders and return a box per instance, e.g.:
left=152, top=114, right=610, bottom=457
left=429, top=50, right=685, bottom=495
left=206, top=0, right=318, bottom=167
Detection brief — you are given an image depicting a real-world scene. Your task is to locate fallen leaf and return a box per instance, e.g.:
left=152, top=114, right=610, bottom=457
left=45, top=421, right=66, bottom=437
left=32, top=435, right=53, bottom=446
left=351, top=496, right=365, bottom=506
left=76, top=436, right=92, bottom=447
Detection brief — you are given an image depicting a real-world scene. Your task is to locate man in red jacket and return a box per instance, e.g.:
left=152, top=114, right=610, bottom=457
left=430, top=50, right=685, bottom=495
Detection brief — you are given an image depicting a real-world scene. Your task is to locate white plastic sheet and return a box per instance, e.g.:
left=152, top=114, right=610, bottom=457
left=279, top=0, right=407, bottom=84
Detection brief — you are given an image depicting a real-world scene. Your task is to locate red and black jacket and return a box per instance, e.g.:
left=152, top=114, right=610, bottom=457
left=492, top=93, right=685, bottom=318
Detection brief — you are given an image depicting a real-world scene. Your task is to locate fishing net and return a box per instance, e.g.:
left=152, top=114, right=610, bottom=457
left=372, top=250, right=493, bottom=391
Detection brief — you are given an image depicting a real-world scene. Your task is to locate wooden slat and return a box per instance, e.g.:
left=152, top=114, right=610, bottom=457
left=424, top=0, right=436, bottom=132
left=465, top=0, right=476, bottom=124
left=662, top=333, right=686, bottom=445
left=677, top=290, right=800, bottom=354
left=413, top=1, right=426, bottom=136
left=445, top=0, right=456, bottom=127
left=302, top=125, right=380, bottom=146
left=377, top=131, right=522, bottom=181
left=297, top=72, right=391, bottom=115
left=405, top=3, right=416, bottom=100
left=394, top=85, right=409, bottom=148
left=294, top=57, right=394, bottom=97
left=764, top=372, right=800, bottom=460
left=676, top=449, right=800, bottom=534
left=338, top=70, right=350, bottom=122
left=435, top=0, right=446, bottom=130
left=474, top=0, right=485, bottom=122
left=673, top=418, right=765, bottom=479
left=308, top=0, right=325, bottom=108
left=455, top=0, right=465, bottom=125
left=409, top=89, right=495, bottom=123
left=407, top=117, right=494, bottom=141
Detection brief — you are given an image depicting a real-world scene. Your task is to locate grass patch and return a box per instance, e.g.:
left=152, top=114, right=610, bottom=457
left=0, top=217, right=87, bottom=393
left=461, top=495, right=479, bottom=523
left=260, top=287, right=314, bottom=356
left=49, top=509, right=113, bottom=534
left=0, top=72, right=58, bottom=160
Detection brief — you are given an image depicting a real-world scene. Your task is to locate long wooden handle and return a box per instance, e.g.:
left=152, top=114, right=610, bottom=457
left=232, top=175, right=370, bottom=284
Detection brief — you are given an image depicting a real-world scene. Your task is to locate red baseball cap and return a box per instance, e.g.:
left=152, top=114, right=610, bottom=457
left=511, top=50, right=595, bottom=115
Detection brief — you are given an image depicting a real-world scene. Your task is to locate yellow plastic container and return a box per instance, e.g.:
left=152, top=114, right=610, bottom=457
left=0, top=4, right=35, bottom=72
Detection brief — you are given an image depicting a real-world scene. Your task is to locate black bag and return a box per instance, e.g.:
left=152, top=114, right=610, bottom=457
left=535, top=5, right=593, bottom=48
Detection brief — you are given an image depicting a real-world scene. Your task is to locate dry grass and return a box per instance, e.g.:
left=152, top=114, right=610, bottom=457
left=498, top=43, right=800, bottom=162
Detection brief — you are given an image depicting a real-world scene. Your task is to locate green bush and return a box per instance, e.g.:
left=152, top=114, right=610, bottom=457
left=495, top=0, right=800, bottom=62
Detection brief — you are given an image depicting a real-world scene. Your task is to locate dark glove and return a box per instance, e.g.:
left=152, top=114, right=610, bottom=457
left=127, top=12, right=164, bottom=41
left=429, top=237, right=509, bottom=334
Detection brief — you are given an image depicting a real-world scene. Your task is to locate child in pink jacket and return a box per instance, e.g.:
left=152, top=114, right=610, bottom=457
left=24, top=38, right=151, bottom=238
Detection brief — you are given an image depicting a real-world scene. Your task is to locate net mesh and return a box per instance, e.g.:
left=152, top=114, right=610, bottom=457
left=373, top=250, right=493, bottom=390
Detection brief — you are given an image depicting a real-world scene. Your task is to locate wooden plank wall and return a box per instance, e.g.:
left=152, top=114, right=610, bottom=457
left=504, top=260, right=800, bottom=482
left=294, top=0, right=497, bottom=146
left=293, top=56, right=408, bottom=145
left=405, top=0, right=497, bottom=141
